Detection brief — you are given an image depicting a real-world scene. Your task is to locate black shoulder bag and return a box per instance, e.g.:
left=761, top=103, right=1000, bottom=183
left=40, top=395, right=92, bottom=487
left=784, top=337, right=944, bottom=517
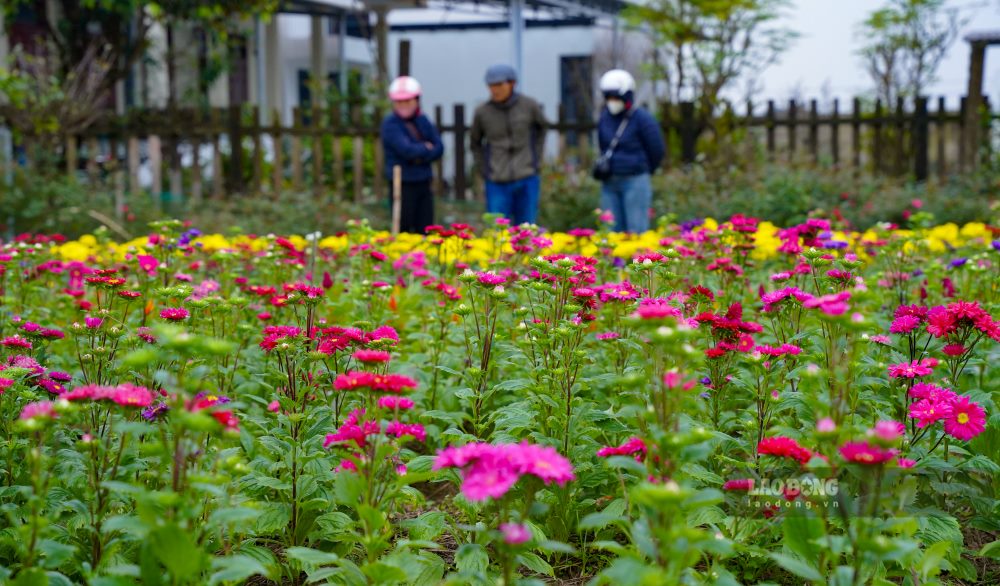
left=591, top=111, right=632, bottom=181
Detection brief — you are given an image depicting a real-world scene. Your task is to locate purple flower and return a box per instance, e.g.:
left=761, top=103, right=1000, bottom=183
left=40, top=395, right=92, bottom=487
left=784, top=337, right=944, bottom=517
left=680, top=218, right=704, bottom=233
left=992, top=239, right=1000, bottom=252
left=142, top=402, right=170, bottom=421
left=84, top=317, right=104, bottom=329
left=949, top=258, right=967, bottom=268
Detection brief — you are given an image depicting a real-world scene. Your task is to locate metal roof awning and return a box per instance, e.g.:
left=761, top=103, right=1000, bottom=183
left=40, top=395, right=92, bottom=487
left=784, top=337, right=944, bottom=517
left=965, top=30, right=1000, bottom=46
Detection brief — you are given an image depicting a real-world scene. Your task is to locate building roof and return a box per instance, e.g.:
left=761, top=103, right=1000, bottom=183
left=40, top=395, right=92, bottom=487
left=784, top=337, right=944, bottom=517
left=280, top=0, right=625, bottom=18
left=964, top=30, right=1000, bottom=45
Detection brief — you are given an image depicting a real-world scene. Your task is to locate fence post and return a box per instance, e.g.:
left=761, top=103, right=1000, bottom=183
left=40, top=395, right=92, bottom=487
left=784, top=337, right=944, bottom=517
left=873, top=99, right=883, bottom=173
left=936, top=96, right=947, bottom=177
left=831, top=99, right=840, bottom=166
left=128, top=135, right=140, bottom=193
left=808, top=99, right=819, bottom=163
left=291, top=106, right=304, bottom=191
left=312, top=106, right=324, bottom=200
left=957, top=97, right=967, bottom=171
left=913, top=96, right=929, bottom=181
left=766, top=100, right=776, bottom=160
left=66, top=136, right=78, bottom=180
left=787, top=100, right=797, bottom=162
left=374, top=107, right=385, bottom=200
left=679, top=101, right=696, bottom=164
left=252, top=106, right=263, bottom=193
left=851, top=98, right=861, bottom=171
left=332, top=104, right=344, bottom=199
left=191, top=109, right=204, bottom=203
left=453, top=104, right=467, bottom=201
left=660, top=101, right=672, bottom=169
left=351, top=103, right=364, bottom=204
left=272, top=108, right=284, bottom=197
left=433, top=105, right=444, bottom=198
left=894, top=97, right=905, bottom=175
left=228, top=104, right=244, bottom=194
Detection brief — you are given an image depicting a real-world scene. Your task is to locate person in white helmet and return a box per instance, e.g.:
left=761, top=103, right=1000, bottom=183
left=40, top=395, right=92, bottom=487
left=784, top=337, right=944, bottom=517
left=594, top=69, right=665, bottom=233
left=381, top=75, right=444, bottom=234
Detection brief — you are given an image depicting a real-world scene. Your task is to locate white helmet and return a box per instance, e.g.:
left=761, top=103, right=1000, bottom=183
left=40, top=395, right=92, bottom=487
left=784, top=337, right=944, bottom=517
left=599, top=69, right=635, bottom=96
left=388, top=76, right=421, bottom=101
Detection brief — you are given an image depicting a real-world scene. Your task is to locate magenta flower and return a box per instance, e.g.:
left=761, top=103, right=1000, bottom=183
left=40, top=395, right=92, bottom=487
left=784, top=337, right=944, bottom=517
left=499, top=523, right=532, bottom=545
left=722, top=478, right=755, bottom=492
left=352, top=349, right=392, bottom=363
left=20, top=401, right=58, bottom=421
left=433, top=442, right=574, bottom=502
left=803, top=291, right=851, bottom=315
left=909, top=399, right=953, bottom=428
left=887, top=360, right=934, bottom=378
left=839, top=441, right=898, bottom=465
left=377, top=396, right=415, bottom=410
left=385, top=421, right=426, bottom=442
left=943, top=396, right=987, bottom=441
left=596, top=437, right=646, bottom=459
left=159, top=307, right=190, bottom=321
left=868, top=420, right=905, bottom=443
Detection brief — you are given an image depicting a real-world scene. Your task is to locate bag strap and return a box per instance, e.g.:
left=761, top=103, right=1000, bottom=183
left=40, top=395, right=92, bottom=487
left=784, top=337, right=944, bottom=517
left=600, top=109, right=634, bottom=160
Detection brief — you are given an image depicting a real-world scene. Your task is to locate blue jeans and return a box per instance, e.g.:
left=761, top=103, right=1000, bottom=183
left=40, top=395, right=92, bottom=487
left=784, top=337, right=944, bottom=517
left=600, top=173, right=652, bottom=233
left=485, top=175, right=540, bottom=225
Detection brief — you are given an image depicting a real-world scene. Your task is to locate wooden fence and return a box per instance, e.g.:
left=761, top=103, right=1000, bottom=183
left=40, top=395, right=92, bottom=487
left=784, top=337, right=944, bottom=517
left=6, top=95, right=996, bottom=204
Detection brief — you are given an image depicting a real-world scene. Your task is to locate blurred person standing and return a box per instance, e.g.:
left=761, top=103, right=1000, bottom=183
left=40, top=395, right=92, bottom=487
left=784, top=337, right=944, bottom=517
left=593, top=69, right=665, bottom=233
left=381, top=76, right=444, bottom=234
left=470, top=64, right=548, bottom=225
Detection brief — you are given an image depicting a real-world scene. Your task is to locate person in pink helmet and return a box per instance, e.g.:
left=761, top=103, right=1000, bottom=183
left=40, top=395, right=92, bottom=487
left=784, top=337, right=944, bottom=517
left=381, top=76, right=444, bottom=234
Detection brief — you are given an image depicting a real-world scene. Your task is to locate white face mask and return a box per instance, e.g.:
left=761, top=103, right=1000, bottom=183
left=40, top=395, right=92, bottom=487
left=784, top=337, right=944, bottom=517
left=606, top=99, right=625, bottom=115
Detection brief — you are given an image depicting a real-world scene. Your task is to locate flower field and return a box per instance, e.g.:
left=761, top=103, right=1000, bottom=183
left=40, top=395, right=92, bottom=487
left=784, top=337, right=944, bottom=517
left=1, top=214, right=998, bottom=586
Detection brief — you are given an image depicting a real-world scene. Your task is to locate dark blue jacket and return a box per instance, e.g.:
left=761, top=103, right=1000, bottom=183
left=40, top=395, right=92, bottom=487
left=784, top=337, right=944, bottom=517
left=597, top=107, right=665, bottom=177
left=381, top=112, right=444, bottom=182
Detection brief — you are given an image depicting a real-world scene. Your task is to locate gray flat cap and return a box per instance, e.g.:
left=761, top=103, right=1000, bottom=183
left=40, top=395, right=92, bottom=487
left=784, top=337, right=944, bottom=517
left=485, top=64, right=518, bottom=84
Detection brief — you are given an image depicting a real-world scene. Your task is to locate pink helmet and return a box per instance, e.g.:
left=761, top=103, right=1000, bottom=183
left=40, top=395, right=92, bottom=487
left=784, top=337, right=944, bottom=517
left=388, top=76, right=421, bottom=101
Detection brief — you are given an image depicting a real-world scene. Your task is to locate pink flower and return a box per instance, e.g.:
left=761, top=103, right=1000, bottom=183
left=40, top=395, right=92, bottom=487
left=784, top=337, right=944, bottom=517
left=909, top=399, right=953, bottom=428
left=839, top=441, right=898, bottom=465
left=596, top=332, right=620, bottom=341
left=385, top=421, right=426, bottom=442
left=816, top=418, right=836, bottom=433
left=0, top=378, right=14, bottom=393
left=1, top=336, right=32, bottom=349
left=137, top=255, right=159, bottom=275
left=211, top=410, right=240, bottom=431
left=109, top=384, right=155, bottom=408
left=868, top=420, right=905, bottom=443
left=352, top=349, right=392, bottom=363
left=499, top=523, right=531, bottom=545
left=942, top=344, right=966, bottom=356
left=159, top=307, right=190, bottom=321
left=433, top=442, right=574, bottom=502
left=377, top=396, right=415, bottom=410
left=723, top=478, right=755, bottom=492
left=887, top=360, right=934, bottom=379
left=757, top=436, right=812, bottom=464
left=943, top=396, right=987, bottom=441
left=803, top=291, right=851, bottom=315
left=267, top=400, right=281, bottom=412
left=476, top=271, right=506, bottom=286
left=890, top=315, right=922, bottom=334
left=897, top=458, right=916, bottom=468
left=20, top=401, right=58, bottom=421
left=596, top=437, right=646, bottom=459
left=334, top=371, right=418, bottom=394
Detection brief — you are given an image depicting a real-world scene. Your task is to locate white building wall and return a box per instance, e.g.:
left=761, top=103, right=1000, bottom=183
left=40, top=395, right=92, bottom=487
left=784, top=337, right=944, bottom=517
left=278, top=14, right=375, bottom=124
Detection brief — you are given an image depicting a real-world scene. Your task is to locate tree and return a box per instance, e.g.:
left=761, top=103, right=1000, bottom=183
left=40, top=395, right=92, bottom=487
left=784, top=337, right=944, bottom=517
left=857, top=0, right=964, bottom=105
left=624, top=0, right=796, bottom=124
left=0, top=0, right=278, bottom=98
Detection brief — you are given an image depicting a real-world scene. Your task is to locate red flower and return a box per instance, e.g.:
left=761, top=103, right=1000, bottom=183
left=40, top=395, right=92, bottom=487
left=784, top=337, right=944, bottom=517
left=757, top=436, right=812, bottom=464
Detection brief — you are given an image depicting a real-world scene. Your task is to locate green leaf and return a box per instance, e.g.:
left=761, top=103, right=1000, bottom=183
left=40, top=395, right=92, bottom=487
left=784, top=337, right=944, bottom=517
left=334, top=469, right=365, bottom=505
left=455, top=543, right=489, bottom=575
left=596, top=557, right=667, bottom=583
left=769, top=553, right=822, bottom=582
left=783, top=514, right=824, bottom=565
left=11, top=568, right=48, bottom=586
left=209, top=555, right=267, bottom=585
left=918, top=541, right=952, bottom=579
left=38, top=539, right=76, bottom=568
left=149, top=524, right=205, bottom=581
left=362, top=562, right=408, bottom=584
left=578, top=512, right=626, bottom=532
left=285, top=546, right=339, bottom=569
left=517, top=552, right=554, bottom=577
left=978, top=540, right=1000, bottom=559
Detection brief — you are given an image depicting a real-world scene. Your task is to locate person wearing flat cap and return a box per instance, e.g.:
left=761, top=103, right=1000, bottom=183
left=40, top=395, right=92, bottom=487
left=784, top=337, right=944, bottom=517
left=470, top=64, right=549, bottom=225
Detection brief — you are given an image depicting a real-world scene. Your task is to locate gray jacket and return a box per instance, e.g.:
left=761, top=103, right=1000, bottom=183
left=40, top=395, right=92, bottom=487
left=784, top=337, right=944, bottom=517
left=470, top=94, right=548, bottom=183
